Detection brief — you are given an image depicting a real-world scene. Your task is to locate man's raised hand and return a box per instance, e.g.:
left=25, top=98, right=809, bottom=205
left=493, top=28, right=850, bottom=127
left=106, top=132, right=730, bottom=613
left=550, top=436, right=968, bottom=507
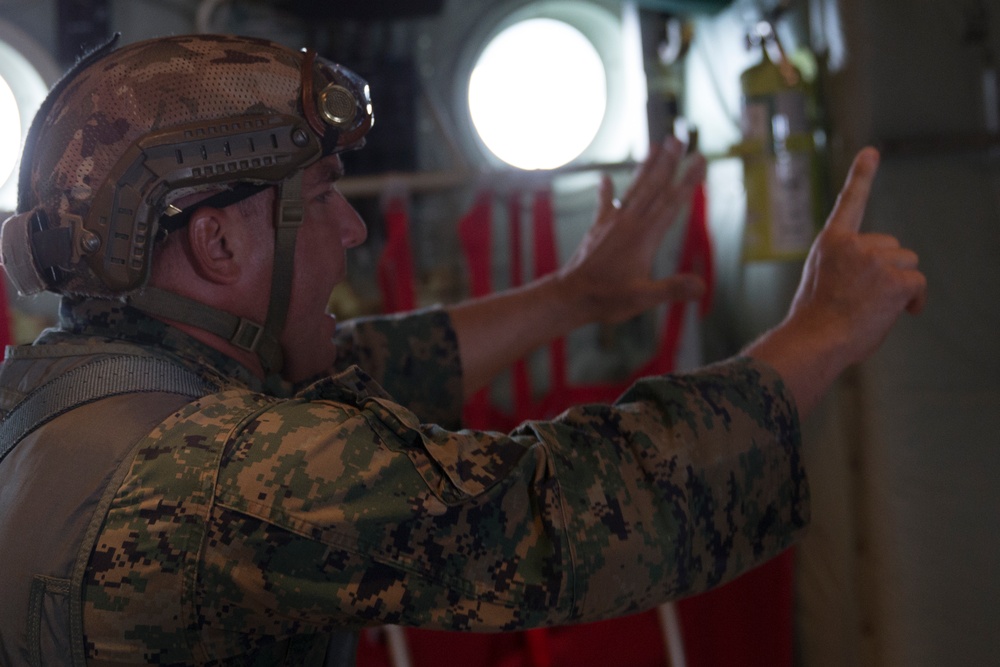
left=556, top=136, right=709, bottom=327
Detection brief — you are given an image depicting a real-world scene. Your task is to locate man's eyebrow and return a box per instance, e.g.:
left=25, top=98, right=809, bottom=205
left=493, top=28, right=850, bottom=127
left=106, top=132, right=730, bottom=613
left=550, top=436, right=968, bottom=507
left=304, top=164, right=344, bottom=191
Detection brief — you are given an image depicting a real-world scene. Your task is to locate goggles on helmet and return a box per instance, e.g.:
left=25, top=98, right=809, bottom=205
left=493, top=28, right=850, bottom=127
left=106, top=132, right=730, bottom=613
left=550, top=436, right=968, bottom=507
left=301, top=49, right=374, bottom=155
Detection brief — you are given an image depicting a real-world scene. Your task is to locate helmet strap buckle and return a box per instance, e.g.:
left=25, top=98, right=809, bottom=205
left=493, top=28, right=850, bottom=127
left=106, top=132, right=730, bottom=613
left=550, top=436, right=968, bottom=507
left=232, top=318, right=266, bottom=353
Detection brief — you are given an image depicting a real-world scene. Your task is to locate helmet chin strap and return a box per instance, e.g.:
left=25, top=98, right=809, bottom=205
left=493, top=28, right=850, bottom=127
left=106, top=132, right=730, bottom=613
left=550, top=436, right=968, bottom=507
left=128, top=171, right=306, bottom=395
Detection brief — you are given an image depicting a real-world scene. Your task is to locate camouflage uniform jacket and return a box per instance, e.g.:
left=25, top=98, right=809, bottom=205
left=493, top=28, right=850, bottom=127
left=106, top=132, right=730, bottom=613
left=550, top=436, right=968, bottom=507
left=0, top=297, right=808, bottom=666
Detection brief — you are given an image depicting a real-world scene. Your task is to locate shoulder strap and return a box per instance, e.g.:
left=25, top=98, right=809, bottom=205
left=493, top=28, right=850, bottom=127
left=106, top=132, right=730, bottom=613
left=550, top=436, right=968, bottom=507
left=0, top=354, right=210, bottom=465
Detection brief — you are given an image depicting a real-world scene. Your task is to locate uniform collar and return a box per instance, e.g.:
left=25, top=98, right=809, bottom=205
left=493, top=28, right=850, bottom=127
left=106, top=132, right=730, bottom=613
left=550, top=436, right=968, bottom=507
left=47, top=296, right=265, bottom=393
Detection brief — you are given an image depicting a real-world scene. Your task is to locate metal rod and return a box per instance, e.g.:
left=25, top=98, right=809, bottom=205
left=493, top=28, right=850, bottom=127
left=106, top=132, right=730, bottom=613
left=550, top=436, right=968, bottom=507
left=338, top=160, right=643, bottom=198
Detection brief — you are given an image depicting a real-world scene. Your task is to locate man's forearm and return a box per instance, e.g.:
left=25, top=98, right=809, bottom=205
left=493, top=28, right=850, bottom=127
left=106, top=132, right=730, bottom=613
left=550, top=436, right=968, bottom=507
left=741, top=311, right=852, bottom=418
left=448, top=273, right=582, bottom=399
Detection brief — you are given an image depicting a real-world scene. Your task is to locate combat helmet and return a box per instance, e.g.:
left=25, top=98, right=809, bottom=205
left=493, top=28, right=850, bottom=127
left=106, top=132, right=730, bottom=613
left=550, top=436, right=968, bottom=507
left=0, top=33, right=373, bottom=378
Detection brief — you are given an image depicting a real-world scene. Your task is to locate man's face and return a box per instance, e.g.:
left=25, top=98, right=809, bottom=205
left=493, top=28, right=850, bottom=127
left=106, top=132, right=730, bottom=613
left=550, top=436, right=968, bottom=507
left=279, top=154, right=368, bottom=382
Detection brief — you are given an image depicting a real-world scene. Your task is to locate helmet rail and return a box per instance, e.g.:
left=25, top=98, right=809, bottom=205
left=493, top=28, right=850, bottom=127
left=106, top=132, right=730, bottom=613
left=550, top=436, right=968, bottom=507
left=87, top=113, right=322, bottom=292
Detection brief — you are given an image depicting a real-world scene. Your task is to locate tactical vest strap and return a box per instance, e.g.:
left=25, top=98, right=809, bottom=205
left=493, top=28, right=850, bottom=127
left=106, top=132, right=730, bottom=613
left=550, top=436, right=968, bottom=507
left=0, top=354, right=209, bottom=465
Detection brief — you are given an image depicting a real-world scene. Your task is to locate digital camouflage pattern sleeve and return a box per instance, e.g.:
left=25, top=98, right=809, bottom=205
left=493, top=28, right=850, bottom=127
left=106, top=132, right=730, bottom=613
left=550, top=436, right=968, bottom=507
left=333, top=308, right=463, bottom=428
left=83, top=356, right=807, bottom=663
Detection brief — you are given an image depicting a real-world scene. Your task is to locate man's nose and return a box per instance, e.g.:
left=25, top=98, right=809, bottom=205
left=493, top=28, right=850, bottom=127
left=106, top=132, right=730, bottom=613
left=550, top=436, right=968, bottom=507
left=342, top=208, right=368, bottom=248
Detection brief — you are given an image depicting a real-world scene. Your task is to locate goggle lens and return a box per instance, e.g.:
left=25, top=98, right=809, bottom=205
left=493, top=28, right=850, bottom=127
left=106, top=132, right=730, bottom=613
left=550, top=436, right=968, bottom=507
left=301, top=49, right=374, bottom=153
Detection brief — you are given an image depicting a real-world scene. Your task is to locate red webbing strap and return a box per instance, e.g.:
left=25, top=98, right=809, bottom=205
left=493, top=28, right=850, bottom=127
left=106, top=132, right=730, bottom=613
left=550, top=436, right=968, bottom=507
left=524, top=627, right=554, bottom=667
left=508, top=193, right=533, bottom=418
left=377, top=195, right=417, bottom=313
left=643, top=180, right=714, bottom=378
left=687, top=182, right=714, bottom=318
left=458, top=192, right=494, bottom=300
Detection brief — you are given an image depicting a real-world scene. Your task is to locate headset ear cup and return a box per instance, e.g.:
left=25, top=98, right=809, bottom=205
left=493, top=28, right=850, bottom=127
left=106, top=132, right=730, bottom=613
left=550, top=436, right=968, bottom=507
left=1, top=210, right=50, bottom=295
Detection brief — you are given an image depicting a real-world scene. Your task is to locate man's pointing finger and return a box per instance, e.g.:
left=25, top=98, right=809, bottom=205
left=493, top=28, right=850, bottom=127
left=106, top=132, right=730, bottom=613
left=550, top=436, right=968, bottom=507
left=826, top=146, right=881, bottom=234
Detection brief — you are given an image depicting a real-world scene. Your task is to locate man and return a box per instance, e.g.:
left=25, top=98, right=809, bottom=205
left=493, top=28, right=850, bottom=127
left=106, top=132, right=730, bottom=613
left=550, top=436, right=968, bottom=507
left=0, top=34, right=924, bottom=666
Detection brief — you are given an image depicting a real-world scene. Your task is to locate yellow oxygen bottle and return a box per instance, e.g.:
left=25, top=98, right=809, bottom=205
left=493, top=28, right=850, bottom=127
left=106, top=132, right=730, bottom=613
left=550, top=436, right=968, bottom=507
left=734, top=22, right=819, bottom=262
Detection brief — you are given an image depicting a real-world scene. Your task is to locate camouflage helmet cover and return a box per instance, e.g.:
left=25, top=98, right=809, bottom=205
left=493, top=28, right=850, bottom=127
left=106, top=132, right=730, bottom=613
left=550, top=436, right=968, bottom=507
left=1, top=33, right=372, bottom=297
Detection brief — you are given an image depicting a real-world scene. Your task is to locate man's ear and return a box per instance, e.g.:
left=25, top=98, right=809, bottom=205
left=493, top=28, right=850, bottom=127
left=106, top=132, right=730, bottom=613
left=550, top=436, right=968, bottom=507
left=186, top=207, right=241, bottom=284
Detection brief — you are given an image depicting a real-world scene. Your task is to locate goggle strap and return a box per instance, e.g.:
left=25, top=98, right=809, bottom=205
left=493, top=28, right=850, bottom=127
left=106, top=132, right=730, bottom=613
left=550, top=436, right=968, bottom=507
left=300, top=49, right=326, bottom=138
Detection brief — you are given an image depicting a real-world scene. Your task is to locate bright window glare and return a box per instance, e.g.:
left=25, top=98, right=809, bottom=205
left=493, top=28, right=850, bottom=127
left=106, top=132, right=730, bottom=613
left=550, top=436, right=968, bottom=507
left=469, top=18, right=607, bottom=170
left=0, top=75, right=19, bottom=187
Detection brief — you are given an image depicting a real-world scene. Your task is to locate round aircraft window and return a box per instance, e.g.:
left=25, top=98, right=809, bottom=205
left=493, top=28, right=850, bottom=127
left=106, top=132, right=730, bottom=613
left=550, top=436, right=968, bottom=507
left=0, top=22, right=59, bottom=212
left=468, top=17, right=608, bottom=170
left=0, top=74, right=19, bottom=189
